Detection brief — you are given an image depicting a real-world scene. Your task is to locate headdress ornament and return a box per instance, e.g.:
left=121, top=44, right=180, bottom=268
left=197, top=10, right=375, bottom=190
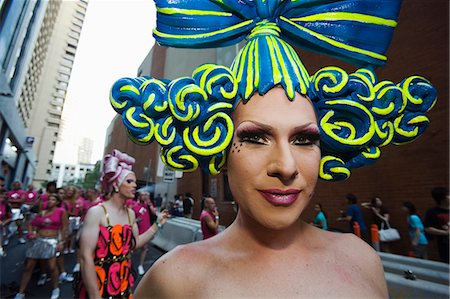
left=101, top=149, right=135, bottom=193
left=109, top=0, right=437, bottom=181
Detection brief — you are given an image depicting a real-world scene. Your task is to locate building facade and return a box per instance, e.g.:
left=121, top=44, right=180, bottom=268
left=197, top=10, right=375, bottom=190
left=105, top=1, right=448, bottom=261
left=0, top=0, right=88, bottom=189
left=51, top=161, right=94, bottom=187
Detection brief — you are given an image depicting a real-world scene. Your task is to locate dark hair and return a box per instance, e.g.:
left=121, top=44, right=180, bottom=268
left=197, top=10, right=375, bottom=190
left=346, top=193, right=357, bottom=204
left=371, top=197, right=382, bottom=206
left=431, top=187, right=449, bottom=205
left=46, top=181, right=57, bottom=189
left=316, top=203, right=327, bottom=219
left=402, top=201, right=417, bottom=215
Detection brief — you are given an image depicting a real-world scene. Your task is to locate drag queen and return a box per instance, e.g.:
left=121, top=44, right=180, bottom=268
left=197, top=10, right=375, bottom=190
left=77, top=150, right=169, bottom=298
left=108, top=1, right=437, bottom=297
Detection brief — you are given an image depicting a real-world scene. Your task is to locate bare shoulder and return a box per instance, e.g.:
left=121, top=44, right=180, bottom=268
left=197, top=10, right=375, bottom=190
left=135, top=241, right=214, bottom=298
left=84, top=205, right=103, bottom=223
left=330, top=232, right=388, bottom=296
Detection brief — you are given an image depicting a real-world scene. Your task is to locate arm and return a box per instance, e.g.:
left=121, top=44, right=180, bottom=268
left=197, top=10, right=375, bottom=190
left=372, top=208, right=389, bottom=223
left=204, top=215, right=219, bottom=231
left=424, top=226, right=449, bottom=236
left=361, top=202, right=371, bottom=209
left=134, top=209, right=170, bottom=249
left=412, top=227, right=421, bottom=246
left=79, top=207, right=102, bottom=299
left=58, top=210, right=69, bottom=252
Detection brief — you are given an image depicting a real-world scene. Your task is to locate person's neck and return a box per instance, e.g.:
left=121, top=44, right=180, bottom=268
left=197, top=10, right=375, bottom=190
left=108, top=193, right=126, bottom=210
left=231, top=212, right=306, bottom=250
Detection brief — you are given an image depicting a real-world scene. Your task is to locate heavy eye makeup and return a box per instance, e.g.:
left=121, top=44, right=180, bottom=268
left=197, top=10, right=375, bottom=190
left=291, top=126, right=321, bottom=147
left=236, top=121, right=320, bottom=147
left=126, top=179, right=135, bottom=184
left=236, top=123, right=271, bottom=145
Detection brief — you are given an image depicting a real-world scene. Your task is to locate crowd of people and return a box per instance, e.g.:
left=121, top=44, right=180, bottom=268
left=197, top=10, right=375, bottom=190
left=0, top=168, right=173, bottom=299
left=313, top=188, right=449, bottom=262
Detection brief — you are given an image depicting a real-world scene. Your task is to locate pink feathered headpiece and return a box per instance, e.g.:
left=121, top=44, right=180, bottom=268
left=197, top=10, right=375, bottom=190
left=101, top=149, right=135, bottom=193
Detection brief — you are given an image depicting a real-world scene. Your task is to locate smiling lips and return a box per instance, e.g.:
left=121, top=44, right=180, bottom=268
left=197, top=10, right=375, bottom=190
left=258, top=189, right=301, bottom=206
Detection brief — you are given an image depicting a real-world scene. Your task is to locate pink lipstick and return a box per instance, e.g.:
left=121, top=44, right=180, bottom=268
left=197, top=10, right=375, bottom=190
left=258, top=189, right=301, bottom=206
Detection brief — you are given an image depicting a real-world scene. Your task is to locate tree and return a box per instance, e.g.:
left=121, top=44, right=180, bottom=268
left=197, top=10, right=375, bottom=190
left=83, top=160, right=101, bottom=189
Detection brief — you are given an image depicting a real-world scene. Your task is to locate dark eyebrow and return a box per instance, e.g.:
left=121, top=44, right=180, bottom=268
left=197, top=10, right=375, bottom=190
left=292, top=123, right=320, bottom=134
left=237, top=120, right=274, bottom=133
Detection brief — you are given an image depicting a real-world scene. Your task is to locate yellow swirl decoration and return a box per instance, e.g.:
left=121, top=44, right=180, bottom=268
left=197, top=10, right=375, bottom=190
left=208, top=151, right=227, bottom=175
left=182, top=112, right=233, bottom=156
left=319, top=156, right=350, bottom=181
left=312, top=66, right=348, bottom=98
left=155, top=116, right=177, bottom=146
left=161, top=146, right=199, bottom=172
left=168, top=78, right=205, bottom=123
left=309, top=67, right=436, bottom=181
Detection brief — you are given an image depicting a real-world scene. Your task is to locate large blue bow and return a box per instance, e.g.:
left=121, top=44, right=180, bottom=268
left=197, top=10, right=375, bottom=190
left=154, top=0, right=402, bottom=66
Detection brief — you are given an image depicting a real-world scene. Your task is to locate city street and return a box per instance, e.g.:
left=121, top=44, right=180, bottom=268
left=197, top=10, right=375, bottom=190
left=0, top=233, right=166, bottom=298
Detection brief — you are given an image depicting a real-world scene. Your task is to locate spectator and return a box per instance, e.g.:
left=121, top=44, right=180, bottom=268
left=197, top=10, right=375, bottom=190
left=337, top=194, right=368, bottom=241
left=200, top=196, right=219, bottom=240
left=424, top=187, right=449, bottom=263
left=183, top=192, right=194, bottom=218
left=312, top=203, right=327, bottom=230
left=402, top=201, right=428, bottom=259
left=362, top=197, right=392, bottom=252
left=154, top=193, right=163, bottom=211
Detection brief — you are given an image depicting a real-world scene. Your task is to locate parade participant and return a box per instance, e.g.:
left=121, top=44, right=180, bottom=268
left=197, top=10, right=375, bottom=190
left=132, top=191, right=157, bottom=276
left=7, top=181, right=26, bottom=244
left=77, top=149, right=170, bottom=299
left=200, top=196, right=219, bottom=240
left=62, top=186, right=82, bottom=254
left=108, top=1, right=437, bottom=297
left=39, top=181, right=57, bottom=212
left=22, top=185, right=38, bottom=230
left=14, top=194, right=68, bottom=299
left=0, top=188, right=12, bottom=256
left=312, top=203, right=328, bottom=230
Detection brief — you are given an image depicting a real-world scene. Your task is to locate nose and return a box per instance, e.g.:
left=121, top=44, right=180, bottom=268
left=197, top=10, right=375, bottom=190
left=267, top=142, right=299, bottom=182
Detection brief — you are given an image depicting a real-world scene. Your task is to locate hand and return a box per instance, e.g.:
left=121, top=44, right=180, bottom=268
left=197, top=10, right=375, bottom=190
left=56, top=243, right=64, bottom=252
left=27, top=232, right=37, bottom=239
left=157, top=210, right=170, bottom=226
left=212, top=208, right=219, bottom=217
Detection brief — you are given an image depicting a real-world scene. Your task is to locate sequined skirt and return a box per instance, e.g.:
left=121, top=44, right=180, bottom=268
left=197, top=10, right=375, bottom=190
left=25, top=237, right=58, bottom=259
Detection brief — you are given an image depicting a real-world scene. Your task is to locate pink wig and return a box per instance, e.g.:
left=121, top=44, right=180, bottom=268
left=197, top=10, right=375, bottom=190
left=101, top=149, right=135, bottom=193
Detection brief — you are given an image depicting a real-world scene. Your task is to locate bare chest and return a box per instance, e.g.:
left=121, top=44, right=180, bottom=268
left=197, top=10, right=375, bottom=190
left=191, top=255, right=381, bottom=299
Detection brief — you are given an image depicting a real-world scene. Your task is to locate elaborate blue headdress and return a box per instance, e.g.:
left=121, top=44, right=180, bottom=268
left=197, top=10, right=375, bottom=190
left=110, top=0, right=437, bottom=181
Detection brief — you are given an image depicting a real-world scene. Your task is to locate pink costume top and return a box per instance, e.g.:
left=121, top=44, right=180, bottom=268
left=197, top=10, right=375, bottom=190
left=132, top=202, right=152, bottom=234
left=8, top=190, right=25, bottom=206
left=82, top=197, right=104, bottom=220
left=0, top=202, right=11, bottom=221
left=31, top=207, right=65, bottom=231
left=63, top=199, right=83, bottom=217
left=200, top=210, right=218, bottom=240
left=39, top=193, right=50, bottom=211
left=24, top=191, right=38, bottom=204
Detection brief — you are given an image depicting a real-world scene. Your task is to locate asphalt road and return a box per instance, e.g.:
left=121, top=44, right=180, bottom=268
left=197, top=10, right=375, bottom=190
left=0, top=233, right=166, bottom=298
